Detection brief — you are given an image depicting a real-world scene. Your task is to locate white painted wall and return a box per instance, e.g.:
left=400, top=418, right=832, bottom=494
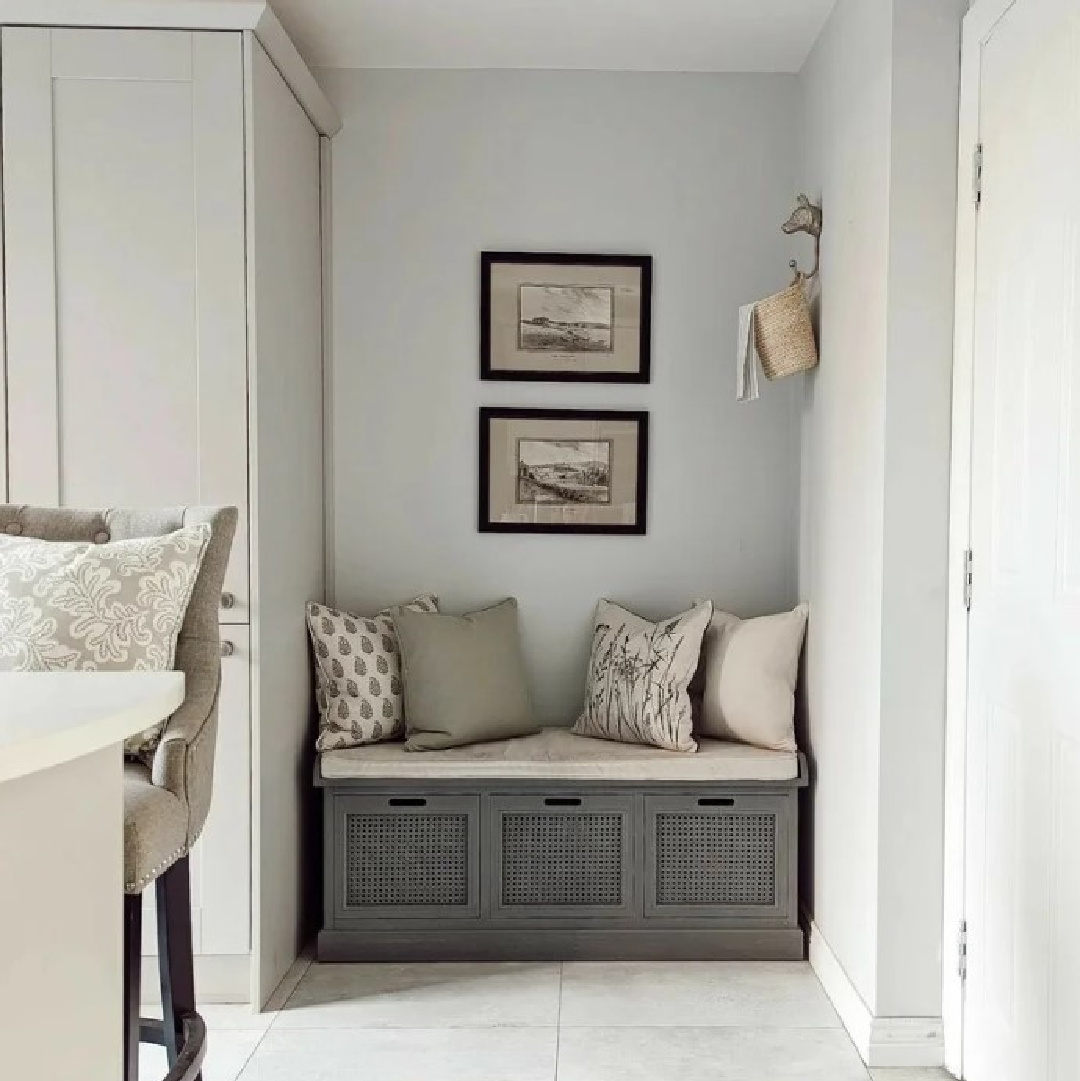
left=323, top=68, right=803, bottom=723
left=246, top=39, right=326, bottom=1005
left=798, top=0, right=964, bottom=1027
left=875, top=0, right=964, bottom=1018
left=797, top=0, right=893, bottom=1008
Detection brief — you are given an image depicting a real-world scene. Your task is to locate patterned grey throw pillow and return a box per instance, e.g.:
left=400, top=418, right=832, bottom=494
left=573, top=598, right=714, bottom=752
left=0, top=525, right=212, bottom=756
left=307, top=594, right=438, bottom=751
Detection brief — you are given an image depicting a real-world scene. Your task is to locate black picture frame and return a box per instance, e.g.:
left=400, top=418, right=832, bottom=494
left=479, top=407, right=649, bottom=536
left=480, top=252, right=653, bottom=384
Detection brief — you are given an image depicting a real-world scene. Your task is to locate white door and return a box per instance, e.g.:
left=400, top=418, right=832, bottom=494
left=1, top=27, right=250, bottom=620
left=963, top=1, right=1080, bottom=1078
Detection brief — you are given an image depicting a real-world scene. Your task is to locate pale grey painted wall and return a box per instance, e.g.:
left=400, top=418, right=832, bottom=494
left=797, top=0, right=964, bottom=1020
left=323, top=68, right=803, bottom=723
left=797, top=0, right=893, bottom=1010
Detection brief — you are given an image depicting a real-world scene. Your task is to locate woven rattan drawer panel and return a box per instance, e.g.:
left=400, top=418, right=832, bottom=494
left=644, top=793, right=793, bottom=922
left=490, top=794, right=636, bottom=919
left=655, top=812, right=776, bottom=905
left=332, top=794, right=480, bottom=921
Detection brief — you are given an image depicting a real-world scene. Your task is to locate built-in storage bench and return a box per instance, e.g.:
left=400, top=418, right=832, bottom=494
left=316, top=728, right=807, bottom=962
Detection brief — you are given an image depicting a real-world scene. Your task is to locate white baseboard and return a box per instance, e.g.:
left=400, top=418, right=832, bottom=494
left=807, top=920, right=945, bottom=1069
left=140, top=953, right=251, bottom=1005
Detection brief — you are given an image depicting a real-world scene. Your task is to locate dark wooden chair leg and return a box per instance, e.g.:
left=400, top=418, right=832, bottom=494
left=124, top=893, right=143, bottom=1081
left=156, top=857, right=200, bottom=1081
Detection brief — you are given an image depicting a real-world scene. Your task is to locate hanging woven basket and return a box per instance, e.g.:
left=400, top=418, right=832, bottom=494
left=754, top=274, right=818, bottom=380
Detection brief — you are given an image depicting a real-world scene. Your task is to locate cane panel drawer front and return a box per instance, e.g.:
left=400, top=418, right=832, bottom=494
left=490, top=793, right=637, bottom=920
left=332, top=793, right=481, bottom=922
left=643, top=792, right=794, bottom=923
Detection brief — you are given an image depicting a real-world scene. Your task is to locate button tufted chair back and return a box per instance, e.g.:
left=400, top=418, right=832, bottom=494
left=0, top=504, right=238, bottom=849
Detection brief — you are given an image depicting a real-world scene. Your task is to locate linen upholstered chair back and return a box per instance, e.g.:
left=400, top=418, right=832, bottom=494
left=0, top=504, right=238, bottom=847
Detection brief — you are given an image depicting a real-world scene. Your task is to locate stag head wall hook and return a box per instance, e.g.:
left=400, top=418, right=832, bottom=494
left=783, top=194, right=822, bottom=282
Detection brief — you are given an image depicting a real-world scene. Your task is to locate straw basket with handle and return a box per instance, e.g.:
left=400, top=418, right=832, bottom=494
left=753, top=271, right=818, bottom=380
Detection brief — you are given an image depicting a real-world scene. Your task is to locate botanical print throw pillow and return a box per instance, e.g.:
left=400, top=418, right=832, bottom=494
left=0, top=525, right=212, bottom=756
left=574, top=599, right=714, bottom=752
left=307, top=595, right=438, bottom=752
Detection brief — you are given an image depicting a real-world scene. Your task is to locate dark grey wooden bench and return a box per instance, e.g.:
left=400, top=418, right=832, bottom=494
left=316, top=728, right=807, bottom=962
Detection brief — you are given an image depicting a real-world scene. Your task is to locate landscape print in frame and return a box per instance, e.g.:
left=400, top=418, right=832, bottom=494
left=479, top=407, right=649, bottom=535
left=481, top=252, right=652, bottom=383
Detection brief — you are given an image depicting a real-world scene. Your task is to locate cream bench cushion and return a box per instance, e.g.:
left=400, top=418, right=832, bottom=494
left=319, top=726, right=799, bottom=783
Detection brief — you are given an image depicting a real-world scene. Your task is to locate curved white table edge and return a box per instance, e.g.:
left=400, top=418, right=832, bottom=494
left=0, top=672, right=185, bottom=785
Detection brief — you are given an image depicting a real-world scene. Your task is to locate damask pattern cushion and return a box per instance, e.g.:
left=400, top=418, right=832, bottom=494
left=307, top=595, right=438, bottom=752
left=573, top=599, right=713, bottom=753
left=0, top=525, right=212, bottom=755
left=694, top=603, right=808, bottom=752
left=394, top=598, right=538, bottom=752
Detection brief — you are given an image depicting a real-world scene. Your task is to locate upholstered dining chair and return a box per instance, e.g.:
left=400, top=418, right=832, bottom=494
left=0, top=504, right=237, bottom=1081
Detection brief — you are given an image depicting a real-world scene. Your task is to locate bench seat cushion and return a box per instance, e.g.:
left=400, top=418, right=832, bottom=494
left=319, top=726, right=799, bottom=783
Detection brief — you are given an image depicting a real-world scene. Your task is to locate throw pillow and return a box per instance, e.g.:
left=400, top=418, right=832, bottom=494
left=0, top=525, right=212, bottom=755
left=573, top=599, right=713, bottom=752
left=394, top=598, right=537, bottom=751
left=307, top=594, right=439, bottom=751
left=695, top=603, right=809, bottom=752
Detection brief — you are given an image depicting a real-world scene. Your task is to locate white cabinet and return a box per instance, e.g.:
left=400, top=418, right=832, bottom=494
left=2, top=28, right=251, bottom=616
left=0, top=13, right=337, bottom=1006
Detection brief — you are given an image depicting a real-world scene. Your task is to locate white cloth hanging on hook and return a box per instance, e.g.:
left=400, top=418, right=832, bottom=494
left=736, top=302, right=761, bottom=402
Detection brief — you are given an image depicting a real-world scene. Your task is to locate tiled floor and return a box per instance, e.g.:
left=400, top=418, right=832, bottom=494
left=140, top=961, right=955, bottom=1081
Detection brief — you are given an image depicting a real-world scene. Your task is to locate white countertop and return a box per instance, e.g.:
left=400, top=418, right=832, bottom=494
left=0, top=672, right=185, bottom=784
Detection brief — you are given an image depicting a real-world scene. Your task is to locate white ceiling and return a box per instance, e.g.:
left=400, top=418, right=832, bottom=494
left=269, top=0, right=836, bottom=74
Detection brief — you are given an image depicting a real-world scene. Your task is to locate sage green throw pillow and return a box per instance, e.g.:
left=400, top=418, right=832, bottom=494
left=395, top=598, right=537, bottom=751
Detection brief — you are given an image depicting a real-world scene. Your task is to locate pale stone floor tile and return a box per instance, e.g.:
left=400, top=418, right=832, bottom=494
left=236, top=1026, right=559, bottom=1081
left=273, top=961, right=561, bottom=1029
left=139, top=1029, right=265, bottom=1081
left=556, top=1025, right=870, bottom=1081
left=151, top=959, right=901, bottom=1081
left=870, top=1071, right=954, bottom=1080
left=560, top=961, right=842, bottom=1029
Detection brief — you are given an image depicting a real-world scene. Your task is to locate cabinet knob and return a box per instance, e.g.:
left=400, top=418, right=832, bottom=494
left=221, top=640, right=236, bottom=658
left=220, top=592, right=236, bottom=610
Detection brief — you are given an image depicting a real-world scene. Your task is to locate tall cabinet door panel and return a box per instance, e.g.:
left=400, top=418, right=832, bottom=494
left=1, top=28, right=250, bottom=618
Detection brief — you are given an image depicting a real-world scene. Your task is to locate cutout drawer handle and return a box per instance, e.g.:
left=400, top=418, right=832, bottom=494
left=388, top=797, right=427, bottom=807
left=698, top=797, right=736, bottom=807
left=544, top=797, right=582, bottom=807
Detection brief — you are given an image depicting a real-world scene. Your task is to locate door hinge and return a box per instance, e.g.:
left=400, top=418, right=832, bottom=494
left=964, top=549, right=974, bottom=611
left=958, top=920, right=969, bottom=981
left=973, top=143, right=984, bottom=208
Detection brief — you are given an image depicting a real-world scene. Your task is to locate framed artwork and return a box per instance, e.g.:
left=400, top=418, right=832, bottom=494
left=479, top=407, right=649, bottom=535
left=480, top=252, right=652, bottom=383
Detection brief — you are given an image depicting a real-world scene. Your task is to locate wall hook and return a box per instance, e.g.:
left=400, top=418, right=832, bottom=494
left=783, top=194, right=822, bottom=282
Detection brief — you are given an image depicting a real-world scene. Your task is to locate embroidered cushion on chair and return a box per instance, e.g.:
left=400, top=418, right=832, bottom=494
left=0, top=524, right=212, bottom=756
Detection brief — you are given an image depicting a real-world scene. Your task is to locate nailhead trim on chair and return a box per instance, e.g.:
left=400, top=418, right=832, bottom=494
left=126, top=844, right=189, bottom=894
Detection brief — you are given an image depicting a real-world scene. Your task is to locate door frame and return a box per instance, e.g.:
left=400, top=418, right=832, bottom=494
left=943, top=0, right=1017, bottom=1075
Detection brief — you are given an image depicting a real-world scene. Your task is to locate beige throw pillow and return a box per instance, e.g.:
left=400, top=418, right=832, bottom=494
left=395, top=598, right=537, bottom=751
left=573, top=599, right=713, bottom=753
left=0, top=525, right=212, bottom=756
left=696, top=603, right=809, bottom=752
left=307, top=594, right=439, bottom=751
